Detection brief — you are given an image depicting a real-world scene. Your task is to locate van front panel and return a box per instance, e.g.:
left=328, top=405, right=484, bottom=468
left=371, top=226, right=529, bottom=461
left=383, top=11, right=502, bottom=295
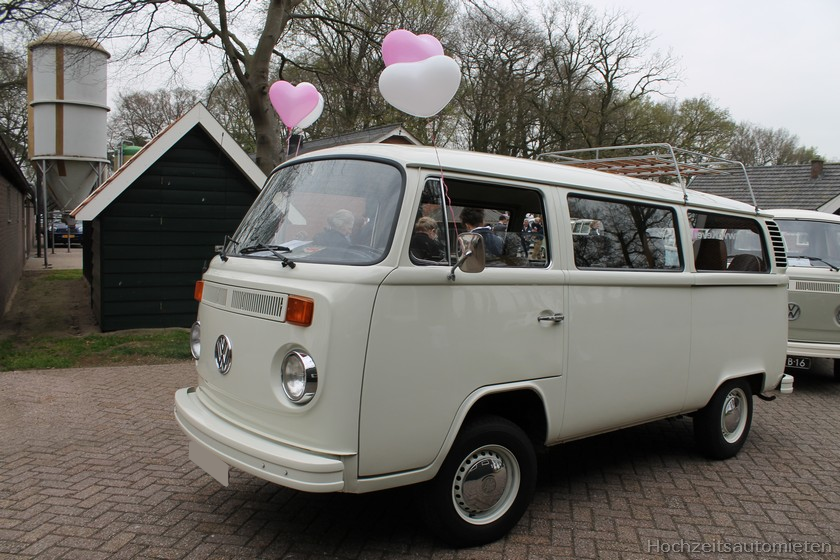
left=193, top=262, right=389, bottom=456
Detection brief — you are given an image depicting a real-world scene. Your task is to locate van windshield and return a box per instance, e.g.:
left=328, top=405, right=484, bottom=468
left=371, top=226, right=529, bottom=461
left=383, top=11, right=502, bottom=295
left=227, top=158, right=404, bottom=265
left=777, top=219, right=840, bottom=269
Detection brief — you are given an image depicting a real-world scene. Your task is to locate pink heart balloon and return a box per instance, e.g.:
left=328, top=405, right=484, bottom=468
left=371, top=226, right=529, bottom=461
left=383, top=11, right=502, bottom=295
left=382, top=29, right=444, bottom=67
left=269, top=81, right=321, bottom=129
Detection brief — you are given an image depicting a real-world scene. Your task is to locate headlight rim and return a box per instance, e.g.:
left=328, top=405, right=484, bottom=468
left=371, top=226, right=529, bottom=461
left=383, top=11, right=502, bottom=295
left=281, top=349, right=317, bottom=405
left=190, top=321, right=201, bottom=360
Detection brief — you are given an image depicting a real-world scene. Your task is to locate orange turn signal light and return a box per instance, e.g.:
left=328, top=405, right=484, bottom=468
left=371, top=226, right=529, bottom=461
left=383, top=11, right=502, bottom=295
left=194, top=280, right=204, bottom=302
left=286, top=295, right=314, bottom=327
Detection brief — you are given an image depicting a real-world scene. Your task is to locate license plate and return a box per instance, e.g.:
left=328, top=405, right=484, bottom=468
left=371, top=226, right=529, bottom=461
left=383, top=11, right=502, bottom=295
left=189, top=441, right=229, bottom=486
left=786, top=356, right=811, bottom=369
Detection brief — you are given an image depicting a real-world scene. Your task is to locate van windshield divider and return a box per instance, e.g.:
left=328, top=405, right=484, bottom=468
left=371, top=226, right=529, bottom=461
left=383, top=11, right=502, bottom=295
left=536, top=143, right=758, bottom=214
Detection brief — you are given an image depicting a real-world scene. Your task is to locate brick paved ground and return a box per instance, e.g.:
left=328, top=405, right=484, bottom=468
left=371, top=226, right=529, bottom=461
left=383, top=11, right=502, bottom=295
left=1, top=360, right=838, bottom=559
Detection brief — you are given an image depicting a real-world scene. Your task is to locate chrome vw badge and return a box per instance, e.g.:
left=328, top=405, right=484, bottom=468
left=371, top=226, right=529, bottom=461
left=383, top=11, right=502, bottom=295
left=787, top=303, right=801, bottom=321
left=214, top=335, right=233, bottom=374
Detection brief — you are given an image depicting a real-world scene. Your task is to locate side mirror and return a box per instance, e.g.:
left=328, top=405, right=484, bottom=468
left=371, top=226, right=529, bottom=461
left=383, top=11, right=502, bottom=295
left=448, top=232, right=485, bottom=280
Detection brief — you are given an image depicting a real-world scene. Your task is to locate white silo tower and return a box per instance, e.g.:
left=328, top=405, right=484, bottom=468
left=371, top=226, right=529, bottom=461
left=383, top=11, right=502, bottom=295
left=27, top=32, right=110, bottom=218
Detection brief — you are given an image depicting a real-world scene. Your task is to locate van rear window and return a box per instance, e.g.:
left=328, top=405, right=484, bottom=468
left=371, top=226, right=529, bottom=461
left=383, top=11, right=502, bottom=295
left=689, top=212, right=769, bottom=272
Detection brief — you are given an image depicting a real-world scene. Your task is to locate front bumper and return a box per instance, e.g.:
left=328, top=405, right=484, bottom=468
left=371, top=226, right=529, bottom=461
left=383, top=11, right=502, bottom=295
left=787, top=341, right=840, bottom=360
left=174, top=387, right=346, bottom=492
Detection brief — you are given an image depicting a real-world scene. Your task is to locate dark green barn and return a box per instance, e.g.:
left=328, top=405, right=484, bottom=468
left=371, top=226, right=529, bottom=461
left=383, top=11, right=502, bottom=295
left=72, top=104, right=264, bottom=331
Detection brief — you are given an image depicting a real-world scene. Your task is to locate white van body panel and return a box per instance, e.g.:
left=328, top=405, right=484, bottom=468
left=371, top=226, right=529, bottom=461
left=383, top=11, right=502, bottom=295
left=360, top=266, right=568, bottom=476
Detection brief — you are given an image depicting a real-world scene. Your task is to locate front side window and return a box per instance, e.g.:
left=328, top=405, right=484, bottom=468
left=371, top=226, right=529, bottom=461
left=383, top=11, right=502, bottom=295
left=776, top=219, right=840, bottom=270
left=567, top=195, right=681, bottom=270
left=410, top=178, right=548, bottom=268
left=229, top=158, right=404, bottom=265
left=689, top=211, right=769, bottom=272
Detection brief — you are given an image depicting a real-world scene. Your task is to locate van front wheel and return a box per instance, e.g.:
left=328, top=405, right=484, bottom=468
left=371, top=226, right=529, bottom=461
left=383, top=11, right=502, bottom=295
left=693, top=379, right=753, bottom=460
left=422, top=416, right=537, bottom=548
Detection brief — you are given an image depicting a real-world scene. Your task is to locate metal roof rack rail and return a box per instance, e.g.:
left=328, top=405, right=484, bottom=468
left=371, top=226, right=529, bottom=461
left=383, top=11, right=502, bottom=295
left=536, top=143, right=758, bottom=212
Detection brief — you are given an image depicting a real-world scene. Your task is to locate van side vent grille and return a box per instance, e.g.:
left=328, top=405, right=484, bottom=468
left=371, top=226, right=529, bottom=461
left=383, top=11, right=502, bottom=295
left=790, top=281, right=840, bottom=294
left=202, top=284, right=228, bottom=306
left=765, top=220, right=787, bottom=269
left=230, top=289, right=286, bottom=320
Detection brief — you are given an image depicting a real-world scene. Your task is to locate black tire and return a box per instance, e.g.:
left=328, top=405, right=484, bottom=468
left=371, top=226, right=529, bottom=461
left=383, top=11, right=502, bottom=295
left=833, top=359, right=840, bottom=382
left=693, top=379, right=753, bottom=460
left=421, top=416, right=537, bottom=548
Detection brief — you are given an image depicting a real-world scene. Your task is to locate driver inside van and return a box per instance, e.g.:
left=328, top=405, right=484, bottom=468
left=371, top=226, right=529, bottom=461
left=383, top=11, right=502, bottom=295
left=314, top=209, right=355, bottom=247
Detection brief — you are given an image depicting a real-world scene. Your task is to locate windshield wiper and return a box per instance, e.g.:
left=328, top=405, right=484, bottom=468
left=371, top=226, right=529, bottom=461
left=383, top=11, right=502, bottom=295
left=239, top=244, right=296, bottom=268
left=796, top=255, right=839, bottom=271
left=219, top=236, right=238, bottom=262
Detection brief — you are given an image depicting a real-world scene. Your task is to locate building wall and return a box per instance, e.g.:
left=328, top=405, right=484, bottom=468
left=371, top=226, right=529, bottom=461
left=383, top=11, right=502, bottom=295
left=0, top=176, right=32, bottom=316
left=92, top=127, right=258, bottom=331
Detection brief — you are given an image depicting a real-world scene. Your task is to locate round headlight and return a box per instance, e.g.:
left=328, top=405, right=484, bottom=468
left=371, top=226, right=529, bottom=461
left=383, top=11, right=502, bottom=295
left=190, top=321, right=201, bottom=360
left=281, top=350, right=317, bottom=404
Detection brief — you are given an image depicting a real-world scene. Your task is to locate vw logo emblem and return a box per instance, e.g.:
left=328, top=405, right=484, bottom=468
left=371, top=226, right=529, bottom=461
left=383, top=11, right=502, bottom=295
left=214, top=335, right=233, bottom=374
left=787, top=303, right=801, bottom=321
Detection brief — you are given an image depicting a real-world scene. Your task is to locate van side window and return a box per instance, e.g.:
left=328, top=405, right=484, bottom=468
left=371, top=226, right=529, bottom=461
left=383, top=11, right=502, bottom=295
left=567, top=194, right=681, bottom=270
left=411, top=178, right=548, bottom=268
left=688, top=212, right=769, bottom=272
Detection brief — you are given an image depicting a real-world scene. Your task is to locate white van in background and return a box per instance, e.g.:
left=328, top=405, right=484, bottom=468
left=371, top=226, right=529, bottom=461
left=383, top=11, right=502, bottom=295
left=768, top=209, right=840, bottom=380
left=175, top=143, right=793, bottom=547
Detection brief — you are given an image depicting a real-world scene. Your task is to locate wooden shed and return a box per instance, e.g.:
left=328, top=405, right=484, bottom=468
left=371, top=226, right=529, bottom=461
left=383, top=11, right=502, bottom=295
left=72, top=104, right=265, bottom=331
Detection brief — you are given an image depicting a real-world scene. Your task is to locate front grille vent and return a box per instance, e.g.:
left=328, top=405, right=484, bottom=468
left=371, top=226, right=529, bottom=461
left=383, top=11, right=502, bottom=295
left=230, top=289, right=285, bottom=320
left=790, top=280, right=840, bottom=294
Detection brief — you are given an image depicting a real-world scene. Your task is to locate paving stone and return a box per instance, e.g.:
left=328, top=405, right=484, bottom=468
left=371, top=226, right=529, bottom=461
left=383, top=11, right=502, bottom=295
left=1, top=361, right=838, bottom=558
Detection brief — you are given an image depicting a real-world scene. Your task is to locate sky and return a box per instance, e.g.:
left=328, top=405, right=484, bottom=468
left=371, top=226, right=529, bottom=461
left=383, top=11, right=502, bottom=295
left=577, top=0, right=840, bottom=160
left=101, top=0, right=840, bottom=161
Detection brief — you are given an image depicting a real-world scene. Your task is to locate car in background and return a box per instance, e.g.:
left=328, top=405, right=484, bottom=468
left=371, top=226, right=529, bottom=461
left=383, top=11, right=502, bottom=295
left=769, top=209, right=840, bottom=381
left=50, top=220, right=83, bottom=248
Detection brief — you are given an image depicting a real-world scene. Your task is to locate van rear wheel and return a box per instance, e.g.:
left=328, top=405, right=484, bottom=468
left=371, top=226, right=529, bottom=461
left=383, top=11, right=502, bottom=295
left=693, top=379, right=753, bottom=460
left=421, top=416, right=536, bottom=548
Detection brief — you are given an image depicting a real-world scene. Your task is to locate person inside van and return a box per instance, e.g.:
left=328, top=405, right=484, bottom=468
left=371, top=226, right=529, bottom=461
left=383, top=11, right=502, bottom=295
left=410, top=216, right=445, bottom=261
left=314, top=209, right=355, bottom=247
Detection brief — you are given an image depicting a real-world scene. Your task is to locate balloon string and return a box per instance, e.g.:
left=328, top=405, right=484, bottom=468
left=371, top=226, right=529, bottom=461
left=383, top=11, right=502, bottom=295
left=429, top=117, right=459, bottom=241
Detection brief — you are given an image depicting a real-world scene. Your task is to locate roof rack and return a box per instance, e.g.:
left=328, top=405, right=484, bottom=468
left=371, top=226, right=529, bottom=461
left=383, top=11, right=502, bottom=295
left=536, top=143, right=758, bottom=212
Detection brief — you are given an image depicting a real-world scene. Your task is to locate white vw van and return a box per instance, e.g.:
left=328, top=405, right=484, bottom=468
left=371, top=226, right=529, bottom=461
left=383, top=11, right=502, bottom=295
left=768, top=209, right=840, bottom=380
left=175, top=144, right=793, bottom=547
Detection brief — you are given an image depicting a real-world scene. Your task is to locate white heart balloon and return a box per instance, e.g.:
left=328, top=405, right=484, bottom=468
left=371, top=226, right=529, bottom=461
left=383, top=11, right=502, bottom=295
left=378, top=55, right=461, bottom=118
left=296, top=92, right=324, bottom=129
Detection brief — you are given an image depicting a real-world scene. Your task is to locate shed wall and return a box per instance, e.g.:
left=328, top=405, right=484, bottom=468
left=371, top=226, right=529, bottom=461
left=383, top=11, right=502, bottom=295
left=94, top=127, right=257, bottom=331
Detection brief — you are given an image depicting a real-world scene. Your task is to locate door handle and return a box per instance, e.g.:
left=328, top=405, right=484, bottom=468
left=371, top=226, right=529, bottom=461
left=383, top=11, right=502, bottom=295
left=537, top=312, right=565, bottom=324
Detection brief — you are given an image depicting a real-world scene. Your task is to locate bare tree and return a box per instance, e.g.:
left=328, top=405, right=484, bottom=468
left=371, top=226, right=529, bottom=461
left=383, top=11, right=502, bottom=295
left=539, top=0, right=679, bottom=150
left=729, top=122, right=819, bottom=166
left=282, top=0, right=455, bottom=143
left=452, top=3, right=544, bottom=156
left=78, top=0, right=305, bottom=174
left=108, top=87, right=200, bottom=147
left=0, top=46, right=30, bottom=176
left=205, top=76, right=256, bottom=154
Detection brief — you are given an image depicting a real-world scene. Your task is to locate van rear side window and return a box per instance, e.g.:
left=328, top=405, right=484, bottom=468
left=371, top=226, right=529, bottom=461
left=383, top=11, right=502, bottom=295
left=567, top=194, right=681, bottom=270
left=689, top=212, right=769, bottom=272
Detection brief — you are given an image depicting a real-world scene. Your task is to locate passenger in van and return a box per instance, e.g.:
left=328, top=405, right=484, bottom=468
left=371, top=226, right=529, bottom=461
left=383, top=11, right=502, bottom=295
left=460, top=207, right=526, bottom=266
left=461, top=207, right=504, bottom=259
left=313, top=209, right=355, bottom=247
left=410, top=216, right=445, bottom=261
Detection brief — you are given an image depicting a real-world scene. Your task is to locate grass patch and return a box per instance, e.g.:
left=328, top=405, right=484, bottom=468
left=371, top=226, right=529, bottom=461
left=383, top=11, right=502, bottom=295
left=40, top=269, right=84, bottom=282
left=0, top=329, right=191, bottom=371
